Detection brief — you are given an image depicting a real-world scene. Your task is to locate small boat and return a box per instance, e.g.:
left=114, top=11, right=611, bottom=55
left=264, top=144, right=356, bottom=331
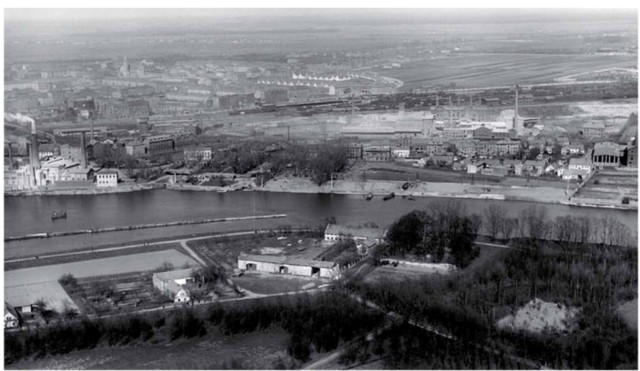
left=407, top=196, right=416, bottom=201
left=365, top=192, right=373, bottom=201
left=383, top=192, right=395, bottom=201
left=51, top=211, right=67, bottom=220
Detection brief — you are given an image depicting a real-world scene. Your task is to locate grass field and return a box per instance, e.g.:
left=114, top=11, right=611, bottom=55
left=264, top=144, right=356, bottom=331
left=233, top=273, right=318, bottom=294
left=4, top=243, right=189, bottom=271
left=5, top=249, right=198, bottom=314
left=380, top=53, right=637, bottom=90
left=5, top=249, right=199, bottom=287
left=6, top=326, right=293, bottom=370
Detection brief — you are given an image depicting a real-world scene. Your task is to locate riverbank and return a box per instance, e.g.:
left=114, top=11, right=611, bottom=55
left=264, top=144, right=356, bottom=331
left=5, top=214, right=287, bottom=242
left=259, top=177, right=638, bottom=210
left=4, top=183, right=165, bottom=196
left=5, top=175, right=636, bottom=211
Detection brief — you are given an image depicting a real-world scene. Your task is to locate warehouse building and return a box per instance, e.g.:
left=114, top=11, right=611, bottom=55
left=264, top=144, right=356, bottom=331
left=237, top=254, right=339, bottom=279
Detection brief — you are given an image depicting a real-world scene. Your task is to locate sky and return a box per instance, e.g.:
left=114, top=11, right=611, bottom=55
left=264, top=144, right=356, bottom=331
left=5, top=8, right=637, bottom=24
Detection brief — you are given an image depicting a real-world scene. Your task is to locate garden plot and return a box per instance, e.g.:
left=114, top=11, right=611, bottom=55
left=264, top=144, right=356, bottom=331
left=5, top=249, right=198, bottom=314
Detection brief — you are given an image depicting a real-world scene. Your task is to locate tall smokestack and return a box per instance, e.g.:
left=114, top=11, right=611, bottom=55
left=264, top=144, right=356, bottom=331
left=30, top=119, right=40, bottom=170
left=514, top=85, right=519, bottom=121
left=8, top=143, right=14, bottom=169
left=80, top=132, right=87, bottom=168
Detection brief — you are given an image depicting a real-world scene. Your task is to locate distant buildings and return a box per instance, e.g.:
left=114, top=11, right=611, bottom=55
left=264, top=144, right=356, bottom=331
left=184, top=146, right=213, bottom=163
left=568, top=156, right=594, bottom=174
left=362, top=146, right=392, bottom=162
left=592, top=142, right=623, bottom=168
left=582, top=121, right=606, bottom=137
left=95, top=170, right=118, bottom=188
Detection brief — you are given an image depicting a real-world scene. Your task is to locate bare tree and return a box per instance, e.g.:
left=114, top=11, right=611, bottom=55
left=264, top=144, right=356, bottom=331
left=575, top=215, right=592, bottom=245
left=519, top=205, right=550, bottom=245
left=499, top=218, right=517, bottom=241
left=484, top=204, right=506, bottom=241
left=554, top=216, right=577, bottom=246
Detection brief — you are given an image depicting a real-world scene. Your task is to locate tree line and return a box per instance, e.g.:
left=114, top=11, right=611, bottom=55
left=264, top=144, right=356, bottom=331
left=383, top=200, right=482, bottom=268
left=5, top=292, right=384, bottom=367
left=344, top=214, right=638, bottom=369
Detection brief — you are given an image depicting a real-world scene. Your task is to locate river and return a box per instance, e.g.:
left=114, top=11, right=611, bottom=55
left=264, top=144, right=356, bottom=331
left=4, top=189, right=638, bottom=259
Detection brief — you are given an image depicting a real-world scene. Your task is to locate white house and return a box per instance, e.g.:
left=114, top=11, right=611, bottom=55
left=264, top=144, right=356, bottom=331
left=324, top=224, right=386, bottom=244
left=392, top=147, right=410, bottom=159
left=152, top=268, right=195, bottom=303
left=238, top=254, right=339, bottom=279
left=568, top=156, right=593, bottom=174
left=96, top=171, right=118, bottom=188
left=4, top=303, right=20, bottom=329
left=174, top=289, right=191, bottom=303
left=466, top=163, right=479, bottom=174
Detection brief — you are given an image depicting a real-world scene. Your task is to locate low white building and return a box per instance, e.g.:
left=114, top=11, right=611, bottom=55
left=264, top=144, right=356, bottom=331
left=238, top=253, right=339, bottom=279
left=392, top=147, right=410, bottom=159
left=96, top=171, right=118, bottom=188
left=324, top=224, right=386, bottom=244
left=568, top=156, right=593, bottom=174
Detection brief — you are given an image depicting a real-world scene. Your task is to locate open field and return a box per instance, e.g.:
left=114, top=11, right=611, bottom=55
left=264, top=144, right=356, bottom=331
left=363, top=265, right=440, bottom=284
left=380, top=53, right=637, bottom=90
left=233, top=272, right=320, bottom=295
left=5, top=249, right=199, bottom=287
left=5, top=249, right=198, bottom=313
left=4, top=242, right=189, bottom=271
left=4, top=281, right=78, bottom=313
left=6, top=326, right=293, bottom=370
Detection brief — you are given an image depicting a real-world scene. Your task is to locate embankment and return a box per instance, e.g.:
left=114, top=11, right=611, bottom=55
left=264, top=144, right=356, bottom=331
left=5, top=214, right=287, bottom=242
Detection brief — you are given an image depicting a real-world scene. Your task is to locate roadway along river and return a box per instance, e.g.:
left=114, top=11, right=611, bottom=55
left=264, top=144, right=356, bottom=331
left=4, top=189, right=638, bottom=259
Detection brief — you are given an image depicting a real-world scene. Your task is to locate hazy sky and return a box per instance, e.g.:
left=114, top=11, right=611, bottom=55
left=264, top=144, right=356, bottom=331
left=6, top=8, right=637, bottom=24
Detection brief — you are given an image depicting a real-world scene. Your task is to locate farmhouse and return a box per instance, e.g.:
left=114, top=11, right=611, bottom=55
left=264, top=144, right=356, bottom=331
left=238, top=253, right=339, bottom=279
left=5, top=303, right=20, bottom=329
left=152, top=268, right=195, bottom=303
left=324, top=224, right=386, bottom=255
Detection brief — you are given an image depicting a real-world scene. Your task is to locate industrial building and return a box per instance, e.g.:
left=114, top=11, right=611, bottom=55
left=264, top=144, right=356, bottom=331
left=237, top=253, right=339, bottom=279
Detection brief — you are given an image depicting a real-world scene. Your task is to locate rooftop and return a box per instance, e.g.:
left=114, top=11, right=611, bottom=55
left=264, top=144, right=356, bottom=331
left=153, top=268, right=195, bottom=282
left=238, top=253, right=336, bottom=269
left=325, top=224, right=385, bottom=240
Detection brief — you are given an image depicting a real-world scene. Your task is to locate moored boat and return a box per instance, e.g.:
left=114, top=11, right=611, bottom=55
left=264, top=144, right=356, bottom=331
left=383, top=192, right=395, bottom=201
left=51, top=210, right=67, bottom=220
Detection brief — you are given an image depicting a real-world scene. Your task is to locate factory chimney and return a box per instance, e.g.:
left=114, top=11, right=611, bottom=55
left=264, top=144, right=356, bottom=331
left=30, top=118, right=40, bottom=170
left=80, top=132, right=88, bottom=168
left=513, top=85, right=521, bottom=134
left=8, top=143, right=14, bottom=169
